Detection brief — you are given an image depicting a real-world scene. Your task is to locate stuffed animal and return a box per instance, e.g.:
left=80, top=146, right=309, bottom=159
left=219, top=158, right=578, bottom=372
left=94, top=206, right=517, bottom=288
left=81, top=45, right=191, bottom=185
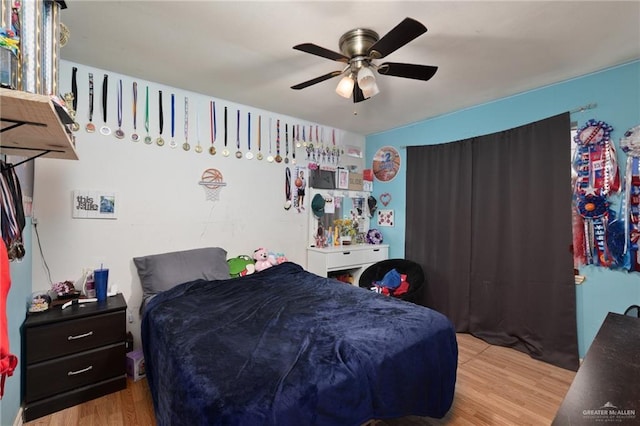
left=253, top=248, right=274, bottom=272
left=227, top=255, right=255, bottom=278
left=268, top=251, right=287, bottom=265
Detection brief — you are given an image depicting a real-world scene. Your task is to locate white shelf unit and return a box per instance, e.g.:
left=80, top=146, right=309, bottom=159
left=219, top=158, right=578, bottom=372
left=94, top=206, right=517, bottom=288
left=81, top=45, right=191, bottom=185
left=307, top=244, right=389, bottom=285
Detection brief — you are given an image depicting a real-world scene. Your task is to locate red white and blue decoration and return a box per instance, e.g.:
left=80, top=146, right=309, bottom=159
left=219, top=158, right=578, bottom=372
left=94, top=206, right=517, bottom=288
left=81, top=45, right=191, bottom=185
left=620, top=125, right=640, bottom=271
left=572, top=119, right=620, bottom=267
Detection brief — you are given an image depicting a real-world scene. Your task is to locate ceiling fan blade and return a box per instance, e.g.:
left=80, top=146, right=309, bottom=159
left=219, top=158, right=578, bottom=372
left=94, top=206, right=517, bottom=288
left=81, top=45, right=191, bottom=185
left=353, top=81, right=367, bottom=103
left=367, top=17, right=427, bottom=59
left=377, top=62, right=438, bottom=81
left=293, top=43, right=349, bottom=63
left=291, top=70, right=343, bottom=90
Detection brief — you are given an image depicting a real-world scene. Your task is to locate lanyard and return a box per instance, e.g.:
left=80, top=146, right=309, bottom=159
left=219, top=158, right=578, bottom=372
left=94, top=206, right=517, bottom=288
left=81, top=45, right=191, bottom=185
left=86, top=73, right=95, bottom=132
left=183, top=97, right=190, bottom=151
left=245, top=112, right=253, bottom=160
left=115, top=79, right=124, bottom=139
left=157, top=90, right=165, bottom=146
left=100, top=74, right=111, bottom=135
left=144, top=86, right=151, bottom=144
left=209, top=101, right=216, bottom=155
left=131, top=82, right=139, bottom=142
left=235, top=109, right=242, bottom=158
left=170, top=93, right=176, bottom=148
left=257, top=115, right=263, bottom=160
left=276, top=119, right=282, bottom=163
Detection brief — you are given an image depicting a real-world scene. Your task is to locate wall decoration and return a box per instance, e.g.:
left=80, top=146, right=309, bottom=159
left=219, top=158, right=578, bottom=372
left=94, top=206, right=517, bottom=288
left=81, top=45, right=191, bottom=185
left=372, top=146, right=401, bottom=182
left=337, top=168, right=350, bottom=189
left=198, top=168, right=227, bottom=202
left=72, top=190, right=118, bottom=219
left=380, top=192, right=392, bottom=206
left=293, top=166, right=308, bottom=213
left=571, top=119, right=619, bottom=268
left=377, top=209, right=394, bottom=227
left=620, top=124, right=640, bottom=271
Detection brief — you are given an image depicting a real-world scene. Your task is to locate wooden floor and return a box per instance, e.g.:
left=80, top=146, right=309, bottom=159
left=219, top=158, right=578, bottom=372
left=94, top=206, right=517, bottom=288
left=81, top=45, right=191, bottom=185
left=23, top=334, right=575, bottom=426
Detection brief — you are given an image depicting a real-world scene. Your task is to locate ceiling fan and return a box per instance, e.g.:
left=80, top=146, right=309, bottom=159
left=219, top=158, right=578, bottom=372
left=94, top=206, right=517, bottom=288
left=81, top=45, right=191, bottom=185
left=291, top=17, right=438, bottom=103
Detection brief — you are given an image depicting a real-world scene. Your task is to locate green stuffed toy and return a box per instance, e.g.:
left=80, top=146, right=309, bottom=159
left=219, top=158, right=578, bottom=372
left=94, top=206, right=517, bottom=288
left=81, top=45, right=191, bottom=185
left=227, top=255, right=255, bottom=278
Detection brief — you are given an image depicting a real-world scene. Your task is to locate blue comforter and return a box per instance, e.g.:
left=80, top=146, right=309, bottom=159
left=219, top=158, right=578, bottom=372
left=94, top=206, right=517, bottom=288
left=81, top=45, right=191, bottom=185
left=142, top=262, right=457, bottom=426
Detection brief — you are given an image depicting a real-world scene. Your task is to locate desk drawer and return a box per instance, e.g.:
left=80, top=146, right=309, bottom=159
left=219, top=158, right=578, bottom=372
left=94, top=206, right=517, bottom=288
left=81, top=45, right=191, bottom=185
left=25, top=342, right=125, bottom=402
left=25, top=311, right=125, bottom=364
left=364, top=247, right=388, bottom=263
left=326, top=250, right=364, bottom=269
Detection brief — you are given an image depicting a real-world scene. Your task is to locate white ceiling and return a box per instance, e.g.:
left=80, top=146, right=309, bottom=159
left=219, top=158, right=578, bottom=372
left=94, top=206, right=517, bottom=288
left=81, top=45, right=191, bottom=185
left=59, top=1, right=640, bottom=136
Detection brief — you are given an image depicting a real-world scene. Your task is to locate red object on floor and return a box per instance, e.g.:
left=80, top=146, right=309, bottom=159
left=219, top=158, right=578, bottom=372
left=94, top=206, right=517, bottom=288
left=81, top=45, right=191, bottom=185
left=379, top=274, right=410, bottom=297
left=1, top=243, right=18, bottom=399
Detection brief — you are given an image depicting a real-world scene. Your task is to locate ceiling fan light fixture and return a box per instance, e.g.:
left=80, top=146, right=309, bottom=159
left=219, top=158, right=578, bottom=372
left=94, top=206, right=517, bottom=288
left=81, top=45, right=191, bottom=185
left=336, top=74, right=355, bottom=98
left=361, top=81, right=379, bottom=99
left=357, top=66, right=376, bottom=91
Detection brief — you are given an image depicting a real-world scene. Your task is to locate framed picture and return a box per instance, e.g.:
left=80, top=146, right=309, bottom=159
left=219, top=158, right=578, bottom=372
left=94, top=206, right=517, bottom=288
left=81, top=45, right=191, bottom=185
left=72, top=190, right=118, bottom=219
left=337, top=168, right=349, bottom=189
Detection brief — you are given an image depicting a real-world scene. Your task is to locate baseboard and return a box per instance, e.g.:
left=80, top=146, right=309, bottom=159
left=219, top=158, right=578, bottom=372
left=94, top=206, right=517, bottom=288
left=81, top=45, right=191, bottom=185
left=13, top=407, right=23, bottom=426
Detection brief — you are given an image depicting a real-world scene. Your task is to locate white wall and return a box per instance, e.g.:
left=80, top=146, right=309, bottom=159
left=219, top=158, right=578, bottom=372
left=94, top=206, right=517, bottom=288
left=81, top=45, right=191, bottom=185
left=31, top=61, right=365, bottom=348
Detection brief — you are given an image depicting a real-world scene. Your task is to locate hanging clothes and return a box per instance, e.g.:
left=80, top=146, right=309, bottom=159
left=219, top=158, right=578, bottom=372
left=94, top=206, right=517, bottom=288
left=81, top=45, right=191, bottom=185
left=0, top=162, right=26, bottom=260
left=0, top=241, right=18, bottom=399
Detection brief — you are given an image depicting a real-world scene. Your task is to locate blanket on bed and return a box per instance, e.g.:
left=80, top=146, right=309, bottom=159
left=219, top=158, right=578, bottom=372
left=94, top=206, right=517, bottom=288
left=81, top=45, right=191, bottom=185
left=142, top=262, right=457, bottom=426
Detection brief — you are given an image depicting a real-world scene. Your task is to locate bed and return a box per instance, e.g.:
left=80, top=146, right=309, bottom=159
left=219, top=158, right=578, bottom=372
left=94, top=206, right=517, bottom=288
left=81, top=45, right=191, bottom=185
left=135, top=247, right=457, bottom=426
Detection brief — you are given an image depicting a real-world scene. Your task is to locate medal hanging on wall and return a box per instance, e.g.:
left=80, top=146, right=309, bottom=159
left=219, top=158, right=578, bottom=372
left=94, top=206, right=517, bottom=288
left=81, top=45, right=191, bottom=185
left=291, top=125, right=297, bottom=165
left=183, top=97, right=190, bottom=151
left=256, top=115, right=263, bottom=160
left=245, top=112, right=253, bottom=160
left=209, top=101, right=216, bottom=155
left=169, top=94, right=177, bottom=149
left=235, top=109, right=243, bottom=159
left=267, top=118, right=274, bottom=163
left=144, top=86, right=152, bottom=144
left=194, top=100, right=202, bottom=153
left=275, top=119, right=282, bottom=163
left=572, top=119, right=619, bottom=267
left=222, top=106, right=230, bottom=157
left=99, top=74, right=111, bottom=135
left=284, top=123, right=289, bottom=164
left=70, top=67, right=80, bottom=131
left=131, top=82, right=139, bottom=142
left=284, top=167, right=292, bottom=210
left=156, top=90, right=165, bottom=146
left=114, top=79, right=125, bottom=139
left=309, top=125, right=315, bottom=162
left=85, top=73, right=95, bottom=133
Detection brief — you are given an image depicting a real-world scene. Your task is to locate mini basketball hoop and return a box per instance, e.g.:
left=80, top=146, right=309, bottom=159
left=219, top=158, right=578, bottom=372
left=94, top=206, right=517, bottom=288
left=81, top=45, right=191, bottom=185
left=199, top=168, right=227, bottom=201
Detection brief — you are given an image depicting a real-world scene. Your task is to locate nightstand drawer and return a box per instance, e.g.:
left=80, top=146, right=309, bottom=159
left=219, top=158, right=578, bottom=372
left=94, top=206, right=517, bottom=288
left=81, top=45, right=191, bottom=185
left=25, top=311, right=125, bottom=364
left=326, top=250, right=364, bottom=269
left=25, top=342, right=125, bottom=402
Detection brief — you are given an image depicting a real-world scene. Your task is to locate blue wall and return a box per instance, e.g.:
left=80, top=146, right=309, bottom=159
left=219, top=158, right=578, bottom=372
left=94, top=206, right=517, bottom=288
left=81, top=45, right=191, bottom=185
left=366, top=61, right=640, bottom=358
left=0, top=218, right=31, bottom=426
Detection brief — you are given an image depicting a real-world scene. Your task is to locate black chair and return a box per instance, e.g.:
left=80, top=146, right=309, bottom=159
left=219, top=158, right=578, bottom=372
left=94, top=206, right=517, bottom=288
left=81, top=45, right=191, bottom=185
left=624, top=305, right=640, bottom=317
left=359, top=258, right=425, bottom=304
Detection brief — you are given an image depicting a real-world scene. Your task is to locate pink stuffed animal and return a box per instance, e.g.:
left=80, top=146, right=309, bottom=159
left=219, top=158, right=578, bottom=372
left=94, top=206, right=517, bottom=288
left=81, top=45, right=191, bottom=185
left=253, top=248, right=273, bottom=272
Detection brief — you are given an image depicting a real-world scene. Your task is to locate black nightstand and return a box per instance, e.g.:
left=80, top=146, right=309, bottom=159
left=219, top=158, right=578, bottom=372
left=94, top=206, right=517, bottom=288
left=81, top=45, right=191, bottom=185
left=21, top=293, right=127, bottom=422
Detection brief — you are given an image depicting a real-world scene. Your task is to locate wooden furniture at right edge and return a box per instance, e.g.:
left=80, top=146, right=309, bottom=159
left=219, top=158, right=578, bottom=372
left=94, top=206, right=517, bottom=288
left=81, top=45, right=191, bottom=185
left=552, top=312, right=640, bottom=425
left=307, top=244, right=389, bottom=284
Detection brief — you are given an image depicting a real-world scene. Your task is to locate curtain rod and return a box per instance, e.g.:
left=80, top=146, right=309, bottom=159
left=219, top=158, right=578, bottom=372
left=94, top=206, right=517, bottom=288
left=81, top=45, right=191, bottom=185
left=399, top=102, right=599, bottom=149
left=570, top=103, right=597, bottom=114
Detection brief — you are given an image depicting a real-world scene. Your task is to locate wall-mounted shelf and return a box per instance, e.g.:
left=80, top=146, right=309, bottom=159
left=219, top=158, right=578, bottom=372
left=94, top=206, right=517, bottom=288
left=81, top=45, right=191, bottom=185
left=0, top=88, right=78, bottom=164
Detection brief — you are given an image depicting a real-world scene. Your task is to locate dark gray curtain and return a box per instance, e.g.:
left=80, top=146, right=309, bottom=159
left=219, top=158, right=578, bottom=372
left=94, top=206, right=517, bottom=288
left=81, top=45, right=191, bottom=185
left=406, top=113, right=579, bottom=371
